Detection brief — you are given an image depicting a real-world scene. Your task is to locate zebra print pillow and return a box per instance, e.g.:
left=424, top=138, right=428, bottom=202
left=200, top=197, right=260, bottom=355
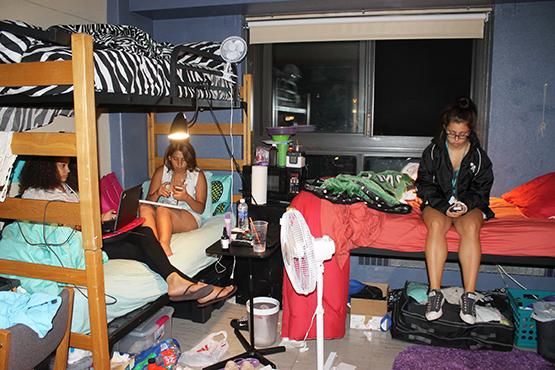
left=49, top=24, right=160, bottom=59
left=0, top=20, right=44, bottom=63
left=47, top=24, right=227, bottom=71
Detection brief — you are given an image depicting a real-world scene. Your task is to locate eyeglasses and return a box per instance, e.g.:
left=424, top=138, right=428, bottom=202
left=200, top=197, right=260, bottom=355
left=445, top=130, right=470, bottom=140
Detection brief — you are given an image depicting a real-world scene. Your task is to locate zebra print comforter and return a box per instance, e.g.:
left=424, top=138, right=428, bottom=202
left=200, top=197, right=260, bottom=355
left=0, top=21, right=237, bottom=131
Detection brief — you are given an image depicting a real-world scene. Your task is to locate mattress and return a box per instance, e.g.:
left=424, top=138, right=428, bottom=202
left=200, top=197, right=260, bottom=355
left=354, top=197, right=555, bottom=258
left=291, top=191, right=555, bottom=270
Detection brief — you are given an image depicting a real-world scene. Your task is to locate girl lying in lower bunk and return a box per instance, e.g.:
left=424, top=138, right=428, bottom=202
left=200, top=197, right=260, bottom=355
left=15, top=156, right=236, bottom=307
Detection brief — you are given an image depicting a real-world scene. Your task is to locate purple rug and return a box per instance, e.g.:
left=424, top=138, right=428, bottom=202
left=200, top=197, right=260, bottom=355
left=393, top=345, right=553, bottom=370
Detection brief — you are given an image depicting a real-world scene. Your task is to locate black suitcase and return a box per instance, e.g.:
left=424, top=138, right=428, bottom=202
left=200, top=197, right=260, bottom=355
left=390, top=282, right=515, bottom=351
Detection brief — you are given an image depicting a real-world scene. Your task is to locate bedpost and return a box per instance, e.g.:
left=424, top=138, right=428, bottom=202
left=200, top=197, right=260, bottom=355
left=147, top=112, right=156, bottom=177
left=71, top=33, right=110, bottom=369
left=242, top=74, right=253, bottom=166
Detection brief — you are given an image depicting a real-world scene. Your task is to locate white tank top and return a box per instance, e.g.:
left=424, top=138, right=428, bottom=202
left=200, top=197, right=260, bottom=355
left=158, top=166, right=203, bottom=225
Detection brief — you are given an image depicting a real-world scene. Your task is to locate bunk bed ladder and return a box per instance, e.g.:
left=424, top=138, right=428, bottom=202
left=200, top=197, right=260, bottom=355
left=0, top=34, right=110, bottom=369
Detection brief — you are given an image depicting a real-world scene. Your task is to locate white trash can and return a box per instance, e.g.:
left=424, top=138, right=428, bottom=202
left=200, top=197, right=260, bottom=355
left=246, top=297, right=280, bottom=347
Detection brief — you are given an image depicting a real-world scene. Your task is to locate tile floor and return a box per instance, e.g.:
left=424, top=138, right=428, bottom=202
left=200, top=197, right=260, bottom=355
left=172, top=301, right=411, bottom=369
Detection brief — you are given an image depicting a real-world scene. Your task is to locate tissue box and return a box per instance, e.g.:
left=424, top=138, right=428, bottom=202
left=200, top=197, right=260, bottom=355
left=350, top=282, right=388, bottom=330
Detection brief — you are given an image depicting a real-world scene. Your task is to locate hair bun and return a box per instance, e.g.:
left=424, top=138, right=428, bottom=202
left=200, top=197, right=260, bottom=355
left=458, top=97, right=471, bottom=109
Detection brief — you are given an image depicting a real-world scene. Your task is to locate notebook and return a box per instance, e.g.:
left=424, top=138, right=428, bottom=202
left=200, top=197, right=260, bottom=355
left=139, top=199, right=183, bottom=210
left=101, top=185, right=142, bottom=235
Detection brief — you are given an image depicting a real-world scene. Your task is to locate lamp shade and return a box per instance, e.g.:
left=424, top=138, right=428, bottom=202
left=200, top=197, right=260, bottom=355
left=168, top=112, right=190, bottom=140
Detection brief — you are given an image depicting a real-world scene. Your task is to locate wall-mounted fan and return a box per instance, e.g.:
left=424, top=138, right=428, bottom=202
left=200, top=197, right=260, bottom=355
left=280, top=209, right=335, bottom=370
left=219, top=36, right=247, bottom=83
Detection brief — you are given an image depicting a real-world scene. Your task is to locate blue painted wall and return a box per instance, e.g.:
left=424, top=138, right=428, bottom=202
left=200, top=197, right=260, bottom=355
left=488, top=2, right=555, bottom=196
left=107, top=0, right=153, bottom=187
left=107, top=1, right=247, bottom=188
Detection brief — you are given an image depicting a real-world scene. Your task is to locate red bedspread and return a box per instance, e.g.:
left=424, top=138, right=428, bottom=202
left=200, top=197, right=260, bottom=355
left=281, top=191, right=555, bottom=340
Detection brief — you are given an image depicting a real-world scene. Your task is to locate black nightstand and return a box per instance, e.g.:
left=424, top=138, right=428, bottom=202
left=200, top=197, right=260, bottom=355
left=205, top=226, right=286, bottom=369
left=233, top=201, right=287, bottom=305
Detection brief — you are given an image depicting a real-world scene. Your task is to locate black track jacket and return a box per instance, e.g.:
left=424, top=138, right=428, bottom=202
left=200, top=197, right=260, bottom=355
left=416, top=131, right=495, bottom=220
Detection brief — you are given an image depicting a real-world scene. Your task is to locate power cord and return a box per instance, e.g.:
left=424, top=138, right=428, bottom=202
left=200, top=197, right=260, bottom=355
left=16, top=198, right=118, bottom=305
left=206, top=93, right=260, bottom=206
left=497, top=265, right=527, bottom=290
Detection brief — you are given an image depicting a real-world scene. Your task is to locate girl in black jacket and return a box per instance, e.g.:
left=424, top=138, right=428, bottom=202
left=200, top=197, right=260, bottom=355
left=416, top=97, right=494, bottom=325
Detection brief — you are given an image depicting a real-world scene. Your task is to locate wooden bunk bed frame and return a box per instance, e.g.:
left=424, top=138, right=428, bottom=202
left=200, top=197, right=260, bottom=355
left=0, top=33, right=252, bottom=368
left=146, top=71, right=253, bottom=202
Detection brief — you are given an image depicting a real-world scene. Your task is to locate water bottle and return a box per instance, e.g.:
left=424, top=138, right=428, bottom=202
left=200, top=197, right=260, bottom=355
left=269, top=144, right=278, bottom=166
left=237, top=198, right=249, bottom=231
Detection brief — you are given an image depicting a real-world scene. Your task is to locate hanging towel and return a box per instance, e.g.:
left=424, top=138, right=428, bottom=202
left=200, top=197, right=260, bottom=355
left=0, top=132, right=17, bottom=201
left=0, top=291, right=62, bottom=338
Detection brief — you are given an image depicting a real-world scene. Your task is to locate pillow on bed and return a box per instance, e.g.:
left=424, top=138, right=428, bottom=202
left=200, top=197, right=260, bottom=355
left=501, top=172, right=555, bottom=219
left=0, top=20, right=44, bottom=63
left=210, top=174, right=232, bottom=216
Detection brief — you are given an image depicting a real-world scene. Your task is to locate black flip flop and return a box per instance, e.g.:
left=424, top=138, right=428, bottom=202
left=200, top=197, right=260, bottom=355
left=169, top=283, right=214, bottom=302
left=197, top=285, right=238, bottom=308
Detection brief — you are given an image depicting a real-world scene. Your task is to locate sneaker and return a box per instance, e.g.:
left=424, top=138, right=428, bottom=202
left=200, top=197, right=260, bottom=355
left=425, top=289, right=445, bottom=321
left=460, top=292, right=478, bottom=325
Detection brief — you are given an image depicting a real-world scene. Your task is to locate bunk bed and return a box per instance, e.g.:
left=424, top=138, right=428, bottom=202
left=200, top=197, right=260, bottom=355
left=0, top=21, right=252, bottom=368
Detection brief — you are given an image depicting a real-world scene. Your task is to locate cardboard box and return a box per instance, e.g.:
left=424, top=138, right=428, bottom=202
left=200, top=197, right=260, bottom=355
left=350, top=282, right=388, bottom=330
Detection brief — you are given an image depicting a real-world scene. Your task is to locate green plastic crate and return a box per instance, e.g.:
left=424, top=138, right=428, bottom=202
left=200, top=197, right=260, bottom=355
left=507, top=288, right=555, bottom=348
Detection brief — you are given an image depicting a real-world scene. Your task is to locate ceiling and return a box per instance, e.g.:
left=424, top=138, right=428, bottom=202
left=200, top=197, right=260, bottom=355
left=129, top=0, right=547, bottom=20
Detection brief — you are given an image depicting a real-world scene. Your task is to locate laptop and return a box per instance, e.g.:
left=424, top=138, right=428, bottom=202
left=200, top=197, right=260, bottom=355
left=101, top=185, right=142, bottom=234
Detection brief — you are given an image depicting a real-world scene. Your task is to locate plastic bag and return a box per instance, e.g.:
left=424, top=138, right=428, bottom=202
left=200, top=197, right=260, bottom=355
left=178, top=331, right=229, bottom=367
left=100, top=172, right=123, bottom=213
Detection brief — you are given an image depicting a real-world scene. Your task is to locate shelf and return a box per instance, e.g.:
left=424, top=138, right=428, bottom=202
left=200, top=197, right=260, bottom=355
left=276, top=106, right=307, bottom=114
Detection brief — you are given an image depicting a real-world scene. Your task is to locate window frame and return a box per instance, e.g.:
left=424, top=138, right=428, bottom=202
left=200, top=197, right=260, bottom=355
left=247, top=19, right=492, bottom=165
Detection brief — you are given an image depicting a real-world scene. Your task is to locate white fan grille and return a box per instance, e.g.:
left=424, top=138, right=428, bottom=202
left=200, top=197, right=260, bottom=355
left=280, top=210, right=317, bottom=294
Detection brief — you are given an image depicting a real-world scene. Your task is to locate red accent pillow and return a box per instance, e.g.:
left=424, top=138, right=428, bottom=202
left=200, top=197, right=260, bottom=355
left=501, top=172, right=555, bottom=219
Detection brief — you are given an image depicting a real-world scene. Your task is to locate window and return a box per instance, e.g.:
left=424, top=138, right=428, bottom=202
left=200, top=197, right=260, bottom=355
left=248, top=13, right=491, bottom=173
left=273, top=42, right=362, bottom=133
left=271, top=39, right=473, bottom=136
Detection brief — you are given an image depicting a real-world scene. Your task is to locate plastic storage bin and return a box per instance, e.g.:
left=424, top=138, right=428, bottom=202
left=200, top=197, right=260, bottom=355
left=113, top=306, right=174, bottom=354
left=507, top=288, right=555, bottom=348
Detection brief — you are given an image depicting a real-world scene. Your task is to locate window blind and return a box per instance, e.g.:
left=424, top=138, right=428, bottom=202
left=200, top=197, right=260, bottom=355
left=247, top=12, right=489, bottom=44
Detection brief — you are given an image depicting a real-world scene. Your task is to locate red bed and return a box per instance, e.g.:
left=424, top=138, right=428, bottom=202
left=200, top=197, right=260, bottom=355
left=281, top=173, right=555, bottom=341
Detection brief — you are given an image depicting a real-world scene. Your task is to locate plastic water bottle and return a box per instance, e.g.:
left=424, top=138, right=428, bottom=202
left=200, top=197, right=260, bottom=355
left=238, top=198, right=249, bottom=231
left=269, top=144, right=278, bottom=166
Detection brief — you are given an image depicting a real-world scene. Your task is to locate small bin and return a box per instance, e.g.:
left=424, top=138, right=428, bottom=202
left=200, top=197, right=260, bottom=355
left=507, top=288, right=555, bottom=348
left=246, top=297, right=280, bottom=347
left=113, top=306, right=174, bottom=354
left=533, top=301, right=555, bottom=362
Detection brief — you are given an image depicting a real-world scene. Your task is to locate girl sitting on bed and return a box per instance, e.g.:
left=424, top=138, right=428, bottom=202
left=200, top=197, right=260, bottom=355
left=19, top=156, right=237, bottom=307
left=140, top=141, right=207, bottom=257
left=416, top=97, right=494, bottom=325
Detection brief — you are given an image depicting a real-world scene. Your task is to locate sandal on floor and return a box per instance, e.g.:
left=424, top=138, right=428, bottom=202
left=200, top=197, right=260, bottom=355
left=169, top=283, right=214, bottom=302
left=197, top=285, right=238, bottom=308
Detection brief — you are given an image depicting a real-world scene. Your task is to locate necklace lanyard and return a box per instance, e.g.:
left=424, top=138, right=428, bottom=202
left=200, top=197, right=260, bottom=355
left=451, top=170, right=459, bottom=198
left=445, top=140, right=463, bottom=198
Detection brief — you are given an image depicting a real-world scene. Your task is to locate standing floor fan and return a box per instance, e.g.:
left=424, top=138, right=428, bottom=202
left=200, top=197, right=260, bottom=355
left=280, top=209, right=335, bottom=370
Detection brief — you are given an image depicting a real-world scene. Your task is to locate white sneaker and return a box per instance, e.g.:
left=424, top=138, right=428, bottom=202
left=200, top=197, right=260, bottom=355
left=425, top=289, right=445, bottom=321
left=459, top=292, right=477, bottom=325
